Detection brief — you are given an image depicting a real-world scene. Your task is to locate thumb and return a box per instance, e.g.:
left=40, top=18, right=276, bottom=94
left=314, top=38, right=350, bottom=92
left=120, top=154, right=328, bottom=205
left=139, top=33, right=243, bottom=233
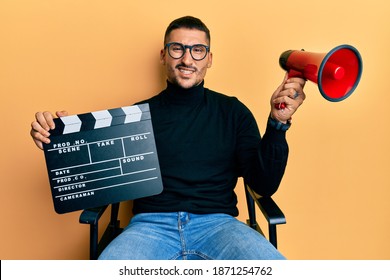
left=56, top=110, right=69, bottom=118
left=272, top=72, right=289, bottom=99
left=280, top=72, right=288, bottom=87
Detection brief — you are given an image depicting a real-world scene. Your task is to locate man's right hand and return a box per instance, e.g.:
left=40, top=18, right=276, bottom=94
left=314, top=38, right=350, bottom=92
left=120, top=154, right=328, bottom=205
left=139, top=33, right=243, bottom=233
left=30, top=111, right=68, bottom=150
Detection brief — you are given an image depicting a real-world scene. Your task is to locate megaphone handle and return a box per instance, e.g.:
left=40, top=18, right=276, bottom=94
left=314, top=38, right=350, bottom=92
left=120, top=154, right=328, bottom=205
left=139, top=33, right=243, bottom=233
left=274, top=70, right=303, bottom=109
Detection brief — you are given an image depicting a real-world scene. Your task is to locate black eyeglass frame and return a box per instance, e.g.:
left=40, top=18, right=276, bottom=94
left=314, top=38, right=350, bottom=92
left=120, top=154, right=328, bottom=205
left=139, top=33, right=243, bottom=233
left=164, top=42, right=210, bottom=61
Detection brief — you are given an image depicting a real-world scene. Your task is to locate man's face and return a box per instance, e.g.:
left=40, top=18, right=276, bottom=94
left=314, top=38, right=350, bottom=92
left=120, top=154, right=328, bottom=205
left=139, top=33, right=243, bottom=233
left=160, top=28, right=212, bottom=89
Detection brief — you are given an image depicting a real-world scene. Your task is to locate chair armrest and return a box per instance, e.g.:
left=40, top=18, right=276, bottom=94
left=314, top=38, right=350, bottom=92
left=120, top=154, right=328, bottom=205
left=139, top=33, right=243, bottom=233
left=245, top=185, right=286, bottom=225
left=79, top=205, right=109, bottom=225
left=79, top=204, right=121, bottom=259
left=245, top=184, right=286, bottom=248
left=256, top=196, right=286, bottom=225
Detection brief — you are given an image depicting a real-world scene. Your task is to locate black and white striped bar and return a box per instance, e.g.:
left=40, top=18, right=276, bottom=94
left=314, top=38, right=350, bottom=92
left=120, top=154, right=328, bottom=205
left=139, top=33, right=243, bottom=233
left=43, top=103, right=163, bottom=214
left=49, top=103, right=151, bottom=136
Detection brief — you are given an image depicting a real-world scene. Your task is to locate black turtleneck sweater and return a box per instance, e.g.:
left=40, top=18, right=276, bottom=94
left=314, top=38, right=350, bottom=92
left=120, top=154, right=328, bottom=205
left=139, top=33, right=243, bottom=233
left=133, top=81, right=288, bottom=216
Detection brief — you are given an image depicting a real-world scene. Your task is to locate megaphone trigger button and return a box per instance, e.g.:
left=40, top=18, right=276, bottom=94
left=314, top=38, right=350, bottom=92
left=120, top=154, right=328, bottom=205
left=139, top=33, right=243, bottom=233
left=275, top=102, right=286, bottom=110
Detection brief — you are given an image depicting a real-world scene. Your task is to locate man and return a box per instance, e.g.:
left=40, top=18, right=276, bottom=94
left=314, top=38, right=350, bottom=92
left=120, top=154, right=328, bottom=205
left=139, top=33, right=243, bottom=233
left=30, top=16, right=305, bottom=259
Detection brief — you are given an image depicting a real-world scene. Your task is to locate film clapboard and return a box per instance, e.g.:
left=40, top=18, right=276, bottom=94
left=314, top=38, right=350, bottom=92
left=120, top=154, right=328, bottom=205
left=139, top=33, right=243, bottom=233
left=43, top=103, right=163, bottom=214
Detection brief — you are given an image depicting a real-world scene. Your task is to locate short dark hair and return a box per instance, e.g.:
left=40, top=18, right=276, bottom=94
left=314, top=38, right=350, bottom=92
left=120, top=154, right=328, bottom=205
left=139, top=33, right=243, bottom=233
left=164, top=16, right=211, bottom=46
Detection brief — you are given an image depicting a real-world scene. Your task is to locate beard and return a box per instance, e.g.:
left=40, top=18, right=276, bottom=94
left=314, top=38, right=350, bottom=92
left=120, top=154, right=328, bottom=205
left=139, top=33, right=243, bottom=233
left=166, top=63, right=205, bottom=89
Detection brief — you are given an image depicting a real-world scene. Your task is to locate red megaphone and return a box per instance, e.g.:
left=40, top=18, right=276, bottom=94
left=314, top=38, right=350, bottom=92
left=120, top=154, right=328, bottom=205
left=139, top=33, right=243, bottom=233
left=276, top=44, right=363, bottom=109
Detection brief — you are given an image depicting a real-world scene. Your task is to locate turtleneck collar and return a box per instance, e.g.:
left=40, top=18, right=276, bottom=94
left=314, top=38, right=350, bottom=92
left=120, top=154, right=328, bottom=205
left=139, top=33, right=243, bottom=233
left=163, top=80, right=205, bottom=105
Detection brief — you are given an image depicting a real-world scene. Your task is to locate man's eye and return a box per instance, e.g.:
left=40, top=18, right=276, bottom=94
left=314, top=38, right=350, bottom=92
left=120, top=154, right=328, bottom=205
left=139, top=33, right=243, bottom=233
left=172, top=45, right=183, bottom=52
left=193, top=46, right=205, bottom=53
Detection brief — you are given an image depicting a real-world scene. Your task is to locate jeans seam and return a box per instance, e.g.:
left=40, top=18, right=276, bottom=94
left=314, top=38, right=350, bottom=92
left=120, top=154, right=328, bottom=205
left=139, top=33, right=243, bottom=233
left=177, top=212, right=187, bottom=259
left=184, top=250, right=213, bottom=260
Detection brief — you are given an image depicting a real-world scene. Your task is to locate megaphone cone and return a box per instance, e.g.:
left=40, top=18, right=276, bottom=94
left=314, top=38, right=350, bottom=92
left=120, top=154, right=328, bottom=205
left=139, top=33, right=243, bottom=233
left=276, top=44, right=362, bottom=109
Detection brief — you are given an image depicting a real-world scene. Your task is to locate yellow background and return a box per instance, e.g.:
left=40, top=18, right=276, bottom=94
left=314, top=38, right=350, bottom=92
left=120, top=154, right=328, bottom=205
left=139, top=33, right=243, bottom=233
left=1, top=0, right=389, bottom=259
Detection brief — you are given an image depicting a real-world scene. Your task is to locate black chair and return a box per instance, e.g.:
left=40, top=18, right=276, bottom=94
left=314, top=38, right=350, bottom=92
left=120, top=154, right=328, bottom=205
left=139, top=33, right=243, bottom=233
left=79, top=183, right=286, bottom=260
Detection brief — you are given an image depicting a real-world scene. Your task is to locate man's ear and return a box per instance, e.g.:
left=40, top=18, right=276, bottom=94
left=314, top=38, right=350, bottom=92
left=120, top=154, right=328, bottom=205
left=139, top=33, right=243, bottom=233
left=160, top=49, right=166, bottom=65
left=207, top=52, right=213, bottom=68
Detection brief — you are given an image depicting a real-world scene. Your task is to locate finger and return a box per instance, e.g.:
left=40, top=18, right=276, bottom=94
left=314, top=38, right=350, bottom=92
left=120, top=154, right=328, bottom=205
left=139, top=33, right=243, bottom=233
left=35, top=111, right=54, bottom=131
left=282, top=72, right=289, bottom=83
left=277, top=87, right=298, bottom=100
left=286, top=77, right=306, bottom=87
left=283, top=81, right=301, bottom=91
left=278, top=73, right=289, bottom=90
left=273, top=95, right=301, bottom=110
left=43, top=111, right=56, bottom=130
left=284, top=77, right=306, bottom=92
left=274, top=73, right=289, bottom=94
left=31, top=120, right=50, bottom=138
left=271, top=73, right=289, bottom=106
left=292, top=91, right=299, bottom=99
left=283, top=83, right=306, bottom=102
left=30, top=126, right=50, bottom=148
left=289, top=86, right=306, bottom=103
left=295, top=90, right=306, bottom=103
left=56, top=110, right=69, bottom=118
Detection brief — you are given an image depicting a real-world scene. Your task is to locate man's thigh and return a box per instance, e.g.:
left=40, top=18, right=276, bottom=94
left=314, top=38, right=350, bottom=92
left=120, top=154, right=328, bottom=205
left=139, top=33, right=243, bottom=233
left=188, top=214, right=285, bottom=260
left=99, top=213, right=181, bottom=260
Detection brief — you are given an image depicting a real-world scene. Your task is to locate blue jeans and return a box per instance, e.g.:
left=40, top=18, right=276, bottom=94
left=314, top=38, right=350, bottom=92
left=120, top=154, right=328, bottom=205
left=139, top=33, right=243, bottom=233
left=98, top=212, right=285, bottom=260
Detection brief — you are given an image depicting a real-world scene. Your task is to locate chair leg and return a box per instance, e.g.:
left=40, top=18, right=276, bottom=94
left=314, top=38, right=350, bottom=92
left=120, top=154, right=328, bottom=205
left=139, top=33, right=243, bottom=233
left=245, top=186, right=257, bottom=230
left=109, top=203, right=120, bottom=235
left=90, top=223, right=98, bottom=260
left=268, top=224, right=277, bottom=249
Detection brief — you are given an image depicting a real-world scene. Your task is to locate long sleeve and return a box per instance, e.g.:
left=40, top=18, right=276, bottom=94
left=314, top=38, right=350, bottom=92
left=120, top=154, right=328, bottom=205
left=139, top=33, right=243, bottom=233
left=236, top=106, right=289, bottom=197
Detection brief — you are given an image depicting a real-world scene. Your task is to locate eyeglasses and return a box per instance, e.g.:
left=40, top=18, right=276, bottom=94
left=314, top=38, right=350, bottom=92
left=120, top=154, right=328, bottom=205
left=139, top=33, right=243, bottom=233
left=165, top=42, right=210, bottom=61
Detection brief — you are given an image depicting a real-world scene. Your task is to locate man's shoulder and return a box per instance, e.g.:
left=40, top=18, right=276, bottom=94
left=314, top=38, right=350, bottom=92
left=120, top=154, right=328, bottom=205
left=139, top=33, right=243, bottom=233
left=134, top=91, right=163, bottom=106
left=205, top=88, right=249, bottom=111
left=205, top=88, right=240, bottom=105
left=205, top=88, right=236, bottom=100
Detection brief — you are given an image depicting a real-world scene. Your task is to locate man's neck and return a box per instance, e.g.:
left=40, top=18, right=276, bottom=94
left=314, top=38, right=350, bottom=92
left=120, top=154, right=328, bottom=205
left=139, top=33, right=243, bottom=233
left=164, top=80, right=205, bottom=105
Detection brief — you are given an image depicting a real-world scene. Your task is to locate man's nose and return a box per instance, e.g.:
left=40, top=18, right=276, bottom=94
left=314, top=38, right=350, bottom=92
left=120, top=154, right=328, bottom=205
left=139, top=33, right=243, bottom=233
left=181, top=48, right=193, bottom=63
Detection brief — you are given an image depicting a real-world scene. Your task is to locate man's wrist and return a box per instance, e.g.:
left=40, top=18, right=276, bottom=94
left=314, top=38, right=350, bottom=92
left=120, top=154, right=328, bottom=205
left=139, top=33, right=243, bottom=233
left=268, top=114, right=291, bottom=131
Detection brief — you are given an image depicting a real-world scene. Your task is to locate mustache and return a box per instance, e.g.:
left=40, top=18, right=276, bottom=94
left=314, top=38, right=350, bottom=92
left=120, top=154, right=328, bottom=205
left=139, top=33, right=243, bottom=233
left=175, top=63, right=197, bottom=71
